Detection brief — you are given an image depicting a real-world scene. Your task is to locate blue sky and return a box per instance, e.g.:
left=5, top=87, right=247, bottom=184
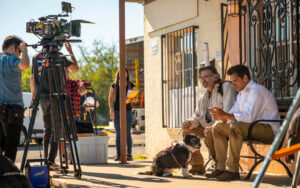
left=0, top=0, right=144, bottom=58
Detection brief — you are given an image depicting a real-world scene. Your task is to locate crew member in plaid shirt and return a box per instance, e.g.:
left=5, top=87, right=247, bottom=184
left=65, top=69, right=81, bottom=120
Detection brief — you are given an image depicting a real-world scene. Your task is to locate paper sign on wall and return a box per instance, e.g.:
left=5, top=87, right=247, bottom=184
left=216, top=49, right=222, bottom=61
left=151, top=39, right=158, bottom=55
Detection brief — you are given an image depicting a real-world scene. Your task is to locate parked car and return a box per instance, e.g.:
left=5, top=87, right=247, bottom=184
left=20, top=92, right=44, bottom=146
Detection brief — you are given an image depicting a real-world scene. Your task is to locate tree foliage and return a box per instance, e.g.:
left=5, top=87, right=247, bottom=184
left=22, top=67, right=31, bottom=92
left=21, top=39, right=119, bottom=122
left=72, top=39, right=119, bottom=120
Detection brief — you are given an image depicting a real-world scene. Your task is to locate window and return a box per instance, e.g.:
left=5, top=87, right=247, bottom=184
left=246, top=0, right=299, bottom=99
left=162, top=26, right=199, bottom=128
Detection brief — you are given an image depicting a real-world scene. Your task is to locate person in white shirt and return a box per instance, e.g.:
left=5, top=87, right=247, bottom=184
left=206, top=65, right=280, bottom=181
left=181, top=66, right=236, bottom=175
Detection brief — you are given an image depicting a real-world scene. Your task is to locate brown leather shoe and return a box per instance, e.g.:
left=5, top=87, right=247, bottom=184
left=216, top=171, right=240, bottom=181
left=205, top=169, right=225, bottom=178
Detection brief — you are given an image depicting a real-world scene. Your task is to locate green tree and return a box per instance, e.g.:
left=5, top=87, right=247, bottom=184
left=72, top=39, right=119, bottom=120
left=22, top=67, right=31, bottom=92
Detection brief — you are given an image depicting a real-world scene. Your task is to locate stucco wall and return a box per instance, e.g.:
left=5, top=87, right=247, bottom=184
left=143, top=0, right=226, bottom=158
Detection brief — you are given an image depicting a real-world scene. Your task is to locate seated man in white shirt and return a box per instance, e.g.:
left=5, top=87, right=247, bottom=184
left=206, top=65, right=280, bottom=181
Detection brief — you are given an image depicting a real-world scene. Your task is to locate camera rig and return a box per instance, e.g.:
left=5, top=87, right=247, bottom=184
left=26, top=1, right=93, bottom=50
left=20, top=2, right=94, bottom=179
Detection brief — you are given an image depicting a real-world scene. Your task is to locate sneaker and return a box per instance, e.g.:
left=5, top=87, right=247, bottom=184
left=48, top=161, right=60, bottom=171
left=216, top=171, right=240, bottom=181
left=127, top=155, right=133, bottom=161
left=205, top=169, right=225, bottom=178
left=114, top=156, right=120, bottom=161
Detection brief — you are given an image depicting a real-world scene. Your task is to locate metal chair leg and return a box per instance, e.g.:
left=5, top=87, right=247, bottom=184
left=245, top=158, right=264, bottom=180
left=291, top=152, right=300, bottom=188
left=275, top=159, right=293, bottom=177
left=204, top=155, right=213, bottom=168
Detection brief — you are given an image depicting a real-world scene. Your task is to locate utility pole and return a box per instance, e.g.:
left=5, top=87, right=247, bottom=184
left=119, top=0, right=127, bottom=164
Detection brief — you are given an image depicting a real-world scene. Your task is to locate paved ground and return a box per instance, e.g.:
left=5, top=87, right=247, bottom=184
left=14, top=133, right=299, bottom=187
left=47, top=160, right=296, bottom=188
left=15, top=133, right=145, bottom=163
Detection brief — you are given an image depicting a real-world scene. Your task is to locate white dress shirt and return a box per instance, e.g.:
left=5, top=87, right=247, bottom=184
left=229, top=80, right=280, bottom=135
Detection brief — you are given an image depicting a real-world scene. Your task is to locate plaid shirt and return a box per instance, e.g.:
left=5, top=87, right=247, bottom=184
left=67, top=79, right=81, bottom=117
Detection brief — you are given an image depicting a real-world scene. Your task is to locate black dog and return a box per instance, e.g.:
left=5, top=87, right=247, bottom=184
left=139, top=134, right=201, bottom=178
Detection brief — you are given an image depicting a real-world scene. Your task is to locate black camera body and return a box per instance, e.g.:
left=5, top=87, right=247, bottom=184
left=26, top=2, right=82, bottom=43
left=26, top=20, right=81, bottom=38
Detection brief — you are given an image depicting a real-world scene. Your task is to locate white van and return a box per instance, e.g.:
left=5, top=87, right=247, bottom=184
left=20, top=92, right=44, bottom=146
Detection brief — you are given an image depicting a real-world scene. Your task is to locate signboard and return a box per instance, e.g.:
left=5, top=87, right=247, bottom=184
left=216, top=49, right=222, bottom=61
left=151, top=39, right=158, bottom=55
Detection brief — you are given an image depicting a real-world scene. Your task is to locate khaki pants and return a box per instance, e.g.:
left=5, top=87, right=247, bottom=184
left=183, top=126, right=216, bottom=167
left=212, top=121, right=275, bottom=172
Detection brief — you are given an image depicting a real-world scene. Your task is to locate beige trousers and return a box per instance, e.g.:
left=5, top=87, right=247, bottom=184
left=183, top=126, right=216, bottom=166
left=212, top=121, right=275, bottom=172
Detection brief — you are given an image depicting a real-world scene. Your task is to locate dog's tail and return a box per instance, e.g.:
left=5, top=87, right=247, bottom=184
left=138, top=171, right=154, bottom=175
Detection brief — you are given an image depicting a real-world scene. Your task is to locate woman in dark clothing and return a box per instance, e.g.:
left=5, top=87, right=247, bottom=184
left=108, top=68, right=136, bottom=161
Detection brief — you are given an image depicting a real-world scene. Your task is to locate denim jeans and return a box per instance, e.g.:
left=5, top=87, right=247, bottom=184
left=113, top=111, right=132, bottom=157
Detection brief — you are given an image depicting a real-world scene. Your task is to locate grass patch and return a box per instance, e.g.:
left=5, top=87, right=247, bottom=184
left=134, top=154, right=147, bottom=160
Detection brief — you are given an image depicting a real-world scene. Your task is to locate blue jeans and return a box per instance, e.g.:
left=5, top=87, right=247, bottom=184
left=113, top=111, right=132, bottom=157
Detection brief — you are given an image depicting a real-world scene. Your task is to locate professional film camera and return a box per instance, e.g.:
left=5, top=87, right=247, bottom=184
left=26, top=1, right=93, bottom=49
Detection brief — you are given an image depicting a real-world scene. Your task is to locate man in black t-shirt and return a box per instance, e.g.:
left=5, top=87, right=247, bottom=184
left=30, top=42, right=78, bottom=169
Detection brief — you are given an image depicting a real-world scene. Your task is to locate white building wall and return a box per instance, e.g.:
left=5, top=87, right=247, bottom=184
left=144, top=0, right=226, bottom=158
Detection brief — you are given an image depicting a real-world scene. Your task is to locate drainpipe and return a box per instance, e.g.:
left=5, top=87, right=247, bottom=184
left=203, top=42, right=210, bottom=66
left=119, top=0, right=127, bottom=164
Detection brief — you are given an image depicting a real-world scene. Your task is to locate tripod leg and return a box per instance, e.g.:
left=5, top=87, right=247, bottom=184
left=20, top=66, right=47, bottom=172
left=51, top=63, right=82, bottom=178
left=59, top=124, right=69, bottom=173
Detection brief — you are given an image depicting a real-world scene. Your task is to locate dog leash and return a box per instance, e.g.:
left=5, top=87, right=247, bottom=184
left=169, top=150, right=183, bottom=168
left=177, top=128, right=183, bottom=135
left=166, top=142, right=183, bottom=168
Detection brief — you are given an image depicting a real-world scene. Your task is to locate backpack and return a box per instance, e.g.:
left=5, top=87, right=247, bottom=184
left=217, top=81, right=231, bottom=97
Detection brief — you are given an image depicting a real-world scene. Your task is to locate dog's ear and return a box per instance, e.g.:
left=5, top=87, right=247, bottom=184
left=183, top=135, right=191, bottom=144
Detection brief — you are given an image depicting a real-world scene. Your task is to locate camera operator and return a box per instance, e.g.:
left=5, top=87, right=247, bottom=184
left=30, top=41, right=78, bottom=169
left=0, top=35, right=30, bottom=162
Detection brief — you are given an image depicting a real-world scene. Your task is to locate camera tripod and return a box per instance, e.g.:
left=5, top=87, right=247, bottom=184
left=20, top=45, right=82, bottom=179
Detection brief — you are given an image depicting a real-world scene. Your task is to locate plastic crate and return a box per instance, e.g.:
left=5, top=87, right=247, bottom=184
left=75, top=135, right=109, bottom=164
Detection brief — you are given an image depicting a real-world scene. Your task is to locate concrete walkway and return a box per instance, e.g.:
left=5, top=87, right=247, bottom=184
left=49, top=159, right=296, bottom=188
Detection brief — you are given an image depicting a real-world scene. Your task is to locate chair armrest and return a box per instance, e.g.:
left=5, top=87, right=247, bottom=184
left=248, top=119, right=282, bottom=140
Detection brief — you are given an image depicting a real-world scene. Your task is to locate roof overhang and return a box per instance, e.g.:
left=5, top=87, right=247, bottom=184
left=125, top=0, right=156, bottom=4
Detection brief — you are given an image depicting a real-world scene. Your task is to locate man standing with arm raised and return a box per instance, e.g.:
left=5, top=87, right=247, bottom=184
left=0, top=35, right=29, bottom=162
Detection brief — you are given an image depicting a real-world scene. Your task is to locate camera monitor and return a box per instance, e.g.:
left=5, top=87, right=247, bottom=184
left=62, top=2, right=72, bottom=13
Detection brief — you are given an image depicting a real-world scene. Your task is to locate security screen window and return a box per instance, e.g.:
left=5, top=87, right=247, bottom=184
left=162, top=26, right=199, bottom=128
